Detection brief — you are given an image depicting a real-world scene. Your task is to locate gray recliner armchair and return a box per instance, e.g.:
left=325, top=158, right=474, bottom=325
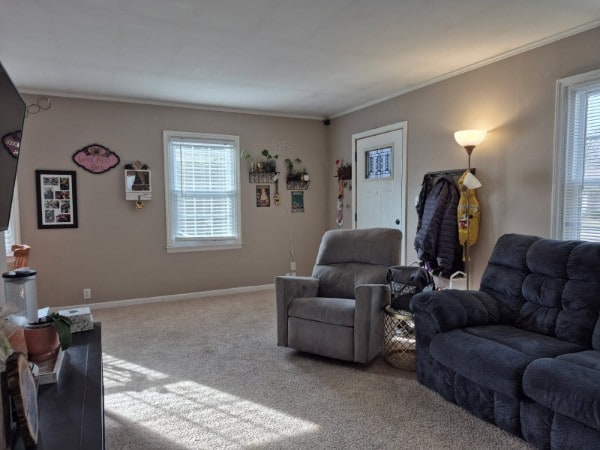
left=276, top=227, right=402, bottom=363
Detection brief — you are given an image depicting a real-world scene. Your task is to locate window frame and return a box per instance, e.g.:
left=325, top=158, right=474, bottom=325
left=163, top=130, right=242, bottom=253
left=551, top=68, right=600, bottom=241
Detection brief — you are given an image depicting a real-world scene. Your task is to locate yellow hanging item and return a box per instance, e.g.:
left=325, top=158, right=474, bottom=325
left=457, top=170, right=480, bottom=247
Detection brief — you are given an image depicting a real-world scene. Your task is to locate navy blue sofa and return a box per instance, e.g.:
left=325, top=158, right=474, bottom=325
left=410, top=233, right=600, bottom=449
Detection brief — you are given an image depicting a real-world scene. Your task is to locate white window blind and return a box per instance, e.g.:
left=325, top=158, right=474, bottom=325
left=4, top=184, right=20, bottom=256
left=164, top=131, right=241, bottom=251
left=557, top=74, right=600, bottom=241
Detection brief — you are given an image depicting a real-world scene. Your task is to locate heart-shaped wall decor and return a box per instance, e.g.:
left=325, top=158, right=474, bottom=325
left=2, top=131, right=21, bottom=158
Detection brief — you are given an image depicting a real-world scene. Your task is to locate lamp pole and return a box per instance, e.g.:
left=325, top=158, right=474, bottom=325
left=454, top=130, right=486, bottom=291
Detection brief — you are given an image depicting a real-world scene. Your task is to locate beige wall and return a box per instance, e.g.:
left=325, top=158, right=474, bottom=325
left=18, top=97, right=328, bottom=306
left=15, top=26, right=600, bottom=305
left=328, top=27, right=600, bottom=288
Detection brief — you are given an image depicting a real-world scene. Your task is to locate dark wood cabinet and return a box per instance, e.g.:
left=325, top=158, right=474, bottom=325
left=13, top=323, right=104, bottom=449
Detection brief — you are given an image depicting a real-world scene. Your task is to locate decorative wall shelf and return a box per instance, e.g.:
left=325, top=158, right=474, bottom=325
left=249, top=172, right=279, bottom=183
left=286, top=180, right=310, bottom=190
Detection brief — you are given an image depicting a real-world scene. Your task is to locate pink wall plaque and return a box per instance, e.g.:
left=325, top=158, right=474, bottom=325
left=72, top=144, right=120, bottom=174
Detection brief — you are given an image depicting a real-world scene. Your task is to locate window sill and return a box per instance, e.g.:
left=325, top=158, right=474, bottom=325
left=166, top=243, right=242, bottom=253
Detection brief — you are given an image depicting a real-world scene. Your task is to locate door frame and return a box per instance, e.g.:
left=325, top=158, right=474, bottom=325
left=352, top=121, right=408, bottom=264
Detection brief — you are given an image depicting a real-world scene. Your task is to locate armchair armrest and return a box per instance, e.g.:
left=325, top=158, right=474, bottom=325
left=410, top=289, right=501, bottom=347
left=275, top=276, right=319, bottom=347
left=354, top=284, right=390, bottom=363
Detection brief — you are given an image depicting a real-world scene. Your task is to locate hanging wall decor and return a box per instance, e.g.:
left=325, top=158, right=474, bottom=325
left=256, top=185, right=270, bottom=207
left=72, top=144, right=120, bottom=174
left=273, top=174, right=280, bottom=206
left=124, top=161, right=151, bottom=209
left=284, top=157, right=310, bottom=190
left=2, top=130, right=21, bottom=158
left=291, top=191, right=304, bottom=213
left=334, top=159, right=352, bottom=226
left=35, top=170, right=78, bottom=229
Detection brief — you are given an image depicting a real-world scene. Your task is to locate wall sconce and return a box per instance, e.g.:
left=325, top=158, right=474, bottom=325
left=454, top=129, right=486, bottom=290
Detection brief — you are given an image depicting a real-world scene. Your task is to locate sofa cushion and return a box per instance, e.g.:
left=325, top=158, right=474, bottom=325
left=288, top=297, right=355, bottom=327
left=480, top=234, right=540, bottom=324
left=518, top=240, right=600, bottom=347
left=481, top=235, right=600, bottom=347
left=522, top=350, right=600, bottom=431
left=516, top=239, right=578, bottom=337
left=429, top=325, right=586, bottom=398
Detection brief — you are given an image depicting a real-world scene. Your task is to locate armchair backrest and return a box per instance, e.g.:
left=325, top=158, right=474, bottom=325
left=311, top=228, right=402, bottom=298
left=481, top=233, right=600, bottom=347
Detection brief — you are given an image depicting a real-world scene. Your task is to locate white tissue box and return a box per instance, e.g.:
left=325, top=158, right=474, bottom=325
left=57, top=307, right=94, bottom=333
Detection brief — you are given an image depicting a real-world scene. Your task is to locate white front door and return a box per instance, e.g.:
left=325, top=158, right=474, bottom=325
left=353, top=122, right=407, bottom=263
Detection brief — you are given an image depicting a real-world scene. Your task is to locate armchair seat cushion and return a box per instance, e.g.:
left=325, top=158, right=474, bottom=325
left=430, top=325, right=586, bottom=398
left=523, top=350, right=600, bottom=430
left=288, top=297, right=355, bottom=327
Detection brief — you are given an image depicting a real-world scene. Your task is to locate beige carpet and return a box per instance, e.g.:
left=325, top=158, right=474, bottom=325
left=93, top=289, right=533, bottom=449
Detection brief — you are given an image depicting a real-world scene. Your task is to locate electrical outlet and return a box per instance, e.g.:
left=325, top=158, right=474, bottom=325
left=290, top=261, right=297, bottom=271
left=83, top=288, right=91, bottom=299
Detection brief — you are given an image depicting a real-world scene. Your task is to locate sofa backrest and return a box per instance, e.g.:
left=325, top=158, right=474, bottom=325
left=481, top=233, right=600, bottom=348
left=311, top=228, right=402, bottom=298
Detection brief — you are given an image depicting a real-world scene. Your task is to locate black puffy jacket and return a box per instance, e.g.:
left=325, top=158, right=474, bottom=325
left=414, top=176, right=460, bottom=271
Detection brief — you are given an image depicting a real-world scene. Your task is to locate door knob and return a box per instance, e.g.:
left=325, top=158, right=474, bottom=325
left=395, top=219, right=400, bottom=225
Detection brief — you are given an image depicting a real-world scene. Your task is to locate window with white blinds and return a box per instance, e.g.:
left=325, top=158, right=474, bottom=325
left=163, top=131, right=241, bottom=252
left=4, top=184, right=20, bottom=256
left=553, top=69, right=600, bottom=242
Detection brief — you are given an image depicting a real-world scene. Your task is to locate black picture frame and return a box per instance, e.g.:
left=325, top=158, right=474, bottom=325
left=36, top=170, right=78, bottom=229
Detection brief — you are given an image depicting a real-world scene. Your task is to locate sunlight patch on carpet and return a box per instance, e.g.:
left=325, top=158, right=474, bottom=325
left=103, top=354, right=169, bottom=388
left=104, top=354, right=319, bottom=448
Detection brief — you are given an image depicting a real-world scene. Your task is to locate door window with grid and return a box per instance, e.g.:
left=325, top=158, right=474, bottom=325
left=553, top=70, right=600, bottom=242
left=163, top=131, right=241, bottom=252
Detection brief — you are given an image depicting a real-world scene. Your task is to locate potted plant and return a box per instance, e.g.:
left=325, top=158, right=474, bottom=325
left=335, top=159, right=352, bottom=180
left=240, top=149, right=258, bottom=172
left=284, top=158, right=302, bottom=181
left=241, top=149, right=279, bottom=172
left=261, top=149, right=278, bottom=172
left=24, top=312, right=73, bottom=363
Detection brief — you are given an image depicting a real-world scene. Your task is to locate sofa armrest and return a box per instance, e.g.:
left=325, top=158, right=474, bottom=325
left=275, top=276, right=319, bottom=347
left=410, top=289, right=501, bottom=347
left=354, top=284, right=391, bottom=363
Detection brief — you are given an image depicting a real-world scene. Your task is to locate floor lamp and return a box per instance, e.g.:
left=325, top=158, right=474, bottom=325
left=454, top=130, right=486, bottom=289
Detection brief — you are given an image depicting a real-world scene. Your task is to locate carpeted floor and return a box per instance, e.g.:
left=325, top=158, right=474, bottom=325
left=93, top=289, right=533, bottom=449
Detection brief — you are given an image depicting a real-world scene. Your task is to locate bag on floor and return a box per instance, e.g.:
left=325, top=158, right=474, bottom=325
left=386, top=266, right=433, bottom=311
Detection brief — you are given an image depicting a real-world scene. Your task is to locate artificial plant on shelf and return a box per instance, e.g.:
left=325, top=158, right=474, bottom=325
left=284, top=158, right=303, bottom=181
left=241, top=149, right=279, bottom=172
left=260, top=149, right=278, bottom=172
left=335, top=159, right=352, bottom=180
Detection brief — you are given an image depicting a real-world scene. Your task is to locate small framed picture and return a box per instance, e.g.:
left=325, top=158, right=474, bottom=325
left=291, top=191, right=304, bottom=213
left=36, top=170, right=78, bottom=229
left=256, top=185, right=270, bottom=207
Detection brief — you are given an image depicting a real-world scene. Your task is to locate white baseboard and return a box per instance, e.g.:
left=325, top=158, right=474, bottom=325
left=56, top=284, right=275, bottom=312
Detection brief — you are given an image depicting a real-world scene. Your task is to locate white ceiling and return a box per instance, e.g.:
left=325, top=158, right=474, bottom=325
left=1, top=0, right=600, bottom=119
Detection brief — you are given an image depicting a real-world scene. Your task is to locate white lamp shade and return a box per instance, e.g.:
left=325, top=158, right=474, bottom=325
left=454, top=129, right=487, bottom=147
